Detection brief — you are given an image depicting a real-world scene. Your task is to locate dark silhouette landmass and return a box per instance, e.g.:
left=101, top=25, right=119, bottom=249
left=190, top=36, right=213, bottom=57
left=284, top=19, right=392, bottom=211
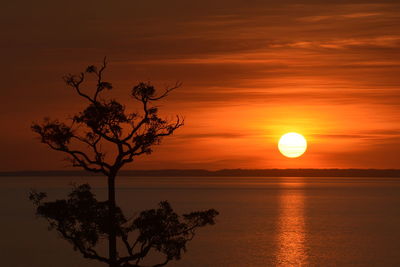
left=5, top=169, right=400, bottom=177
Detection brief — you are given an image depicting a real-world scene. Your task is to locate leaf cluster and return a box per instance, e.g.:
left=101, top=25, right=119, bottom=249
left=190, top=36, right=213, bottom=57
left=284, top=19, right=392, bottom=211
left=31, top=59, right=183, bottom=176
left=30, top=185, right=218, bottom=266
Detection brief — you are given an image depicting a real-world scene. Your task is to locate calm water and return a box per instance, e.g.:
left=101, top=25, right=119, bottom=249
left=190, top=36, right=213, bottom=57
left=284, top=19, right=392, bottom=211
left=1, top=176, right=400, bottom=266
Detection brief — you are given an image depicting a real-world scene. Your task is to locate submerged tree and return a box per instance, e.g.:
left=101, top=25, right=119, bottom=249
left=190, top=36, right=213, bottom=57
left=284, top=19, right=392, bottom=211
left=31, top=59, right=218, bottom=267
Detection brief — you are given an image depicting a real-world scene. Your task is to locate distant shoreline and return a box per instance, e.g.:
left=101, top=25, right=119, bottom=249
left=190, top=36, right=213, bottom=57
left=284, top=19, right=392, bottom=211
left=2, top=169, right=400, bottom=177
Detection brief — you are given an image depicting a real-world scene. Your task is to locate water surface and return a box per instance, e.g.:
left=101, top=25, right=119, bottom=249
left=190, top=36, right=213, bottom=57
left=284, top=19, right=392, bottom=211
left=1, top=176, right=400, bottom=266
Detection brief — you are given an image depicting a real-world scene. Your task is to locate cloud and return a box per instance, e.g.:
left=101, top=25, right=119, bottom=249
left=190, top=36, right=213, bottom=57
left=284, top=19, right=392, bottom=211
left=298, top=12, right=383, bottom=22
left=314, top=130, right=400, bottom=141
left=175, top=133, right=247, bottom=139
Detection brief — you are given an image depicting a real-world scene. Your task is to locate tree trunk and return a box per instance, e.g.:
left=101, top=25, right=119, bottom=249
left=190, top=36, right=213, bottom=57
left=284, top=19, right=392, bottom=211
left=108, top=175, right=117, bottom=267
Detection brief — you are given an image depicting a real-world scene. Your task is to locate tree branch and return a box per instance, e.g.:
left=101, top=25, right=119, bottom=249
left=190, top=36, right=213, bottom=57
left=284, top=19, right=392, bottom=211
left=63, top=73, right=95, bottom=104
left=149, top=82, right=181, bottom=101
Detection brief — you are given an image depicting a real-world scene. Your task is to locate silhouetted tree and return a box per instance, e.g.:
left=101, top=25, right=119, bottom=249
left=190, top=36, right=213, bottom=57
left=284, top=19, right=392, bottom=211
left=31, top=59, right=218, bottom=267
left=30, top=184, right=218, bottom=266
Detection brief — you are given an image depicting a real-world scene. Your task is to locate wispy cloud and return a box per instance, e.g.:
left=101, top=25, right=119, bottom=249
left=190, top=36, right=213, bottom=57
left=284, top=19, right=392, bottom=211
left=298, top=12, right=383, bottom=22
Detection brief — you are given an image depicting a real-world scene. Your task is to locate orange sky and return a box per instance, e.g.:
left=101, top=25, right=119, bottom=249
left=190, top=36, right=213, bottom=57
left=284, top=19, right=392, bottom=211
left=1, top=0, right=400, bottom=170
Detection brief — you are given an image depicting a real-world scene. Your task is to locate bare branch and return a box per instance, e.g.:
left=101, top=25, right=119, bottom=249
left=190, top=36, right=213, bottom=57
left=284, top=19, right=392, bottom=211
left=149, top=82, right=182, bottom=101
left=63, top=73, right=95, bottom=103
left=94, top=57, right=112, bottom=101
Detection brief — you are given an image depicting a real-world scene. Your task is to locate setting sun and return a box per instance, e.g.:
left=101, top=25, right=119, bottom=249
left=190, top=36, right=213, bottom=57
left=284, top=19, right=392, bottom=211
left=278, top=133, right=307, bottom=158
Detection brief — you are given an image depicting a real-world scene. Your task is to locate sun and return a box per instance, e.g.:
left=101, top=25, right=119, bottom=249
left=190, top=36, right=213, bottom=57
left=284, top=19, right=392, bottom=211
left=278, top=132, right=307, bottom=158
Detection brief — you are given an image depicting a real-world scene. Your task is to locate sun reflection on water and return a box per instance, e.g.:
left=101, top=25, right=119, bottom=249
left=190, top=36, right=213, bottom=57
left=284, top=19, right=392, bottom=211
left=276, top=180, right=307, bottom=266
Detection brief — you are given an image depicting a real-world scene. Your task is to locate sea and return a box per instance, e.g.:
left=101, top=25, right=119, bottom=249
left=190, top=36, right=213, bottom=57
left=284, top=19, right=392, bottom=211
left=1, top=176, right=400, bottom=266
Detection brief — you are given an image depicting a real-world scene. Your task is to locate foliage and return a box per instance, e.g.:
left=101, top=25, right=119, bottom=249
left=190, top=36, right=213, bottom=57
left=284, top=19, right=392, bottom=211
left=30, top=59, right=218, bottom=267
left=30, top=185, right=219, bottom=267
left=31, top=58, right=183, bottom=175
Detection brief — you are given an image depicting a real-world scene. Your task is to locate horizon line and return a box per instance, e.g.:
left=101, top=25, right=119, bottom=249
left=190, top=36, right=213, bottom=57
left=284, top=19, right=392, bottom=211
left=2, top=168, right=400, bottom=177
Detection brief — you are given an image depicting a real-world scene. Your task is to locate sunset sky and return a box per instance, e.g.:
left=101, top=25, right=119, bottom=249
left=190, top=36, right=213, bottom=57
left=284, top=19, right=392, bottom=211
left=1, top=0, right=400, bottom=170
